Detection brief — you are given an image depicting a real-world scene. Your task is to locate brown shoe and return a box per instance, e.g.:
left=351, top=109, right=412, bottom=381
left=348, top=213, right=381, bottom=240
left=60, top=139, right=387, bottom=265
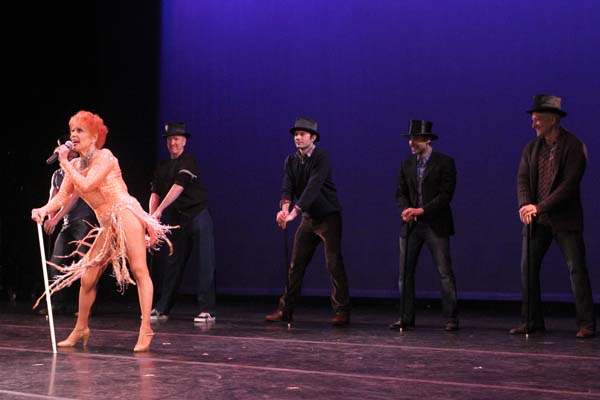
left=265, top=309, right=292, bottom=322
left=444, top=321, right=459, bottom=331
left=509, top=323, right=545, bottom=335
left=576, top=328, right=595, bottom=339
left=332, top=312, right=350, bottom=326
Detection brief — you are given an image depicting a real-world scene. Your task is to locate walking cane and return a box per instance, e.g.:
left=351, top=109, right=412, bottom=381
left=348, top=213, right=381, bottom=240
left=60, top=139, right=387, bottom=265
left=525, top=222, right=532, bottom=337
left=36, top=223, right=57, bottom=353
left=398, top=221, right=413, bottom=332
left=283, top=227, right=292, bottom=328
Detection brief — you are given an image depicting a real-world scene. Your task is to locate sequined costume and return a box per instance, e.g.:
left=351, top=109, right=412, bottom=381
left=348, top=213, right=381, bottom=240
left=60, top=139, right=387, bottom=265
left=34, top=148, right=172, bottom=308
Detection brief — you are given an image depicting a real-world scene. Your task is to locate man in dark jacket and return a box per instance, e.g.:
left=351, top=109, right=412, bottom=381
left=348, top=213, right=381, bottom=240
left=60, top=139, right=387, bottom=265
left=265, top=117, right=351, bottom=326
left=510, top=94, right=595, bottom=338
left=390, top=120, right=459, bottom=331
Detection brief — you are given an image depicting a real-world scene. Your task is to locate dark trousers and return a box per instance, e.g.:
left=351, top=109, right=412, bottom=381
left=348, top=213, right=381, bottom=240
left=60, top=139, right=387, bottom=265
left=48, top=219, right=94, bottom=306
left=155, top=209, right=216, bottom=315
left=520, top=224, right=595, bottom=330
left=398, top=222, right=458, bottom=324
left=278, top=212, right=350, bottom=314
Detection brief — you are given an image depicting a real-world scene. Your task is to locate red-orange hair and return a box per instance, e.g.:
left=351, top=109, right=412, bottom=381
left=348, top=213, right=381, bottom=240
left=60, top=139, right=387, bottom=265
left=69, top=110, right=108, bottom=149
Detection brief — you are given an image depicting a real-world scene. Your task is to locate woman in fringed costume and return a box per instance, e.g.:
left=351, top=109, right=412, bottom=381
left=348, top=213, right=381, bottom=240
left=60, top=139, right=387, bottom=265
left=31, top=110, right=172, bottom=352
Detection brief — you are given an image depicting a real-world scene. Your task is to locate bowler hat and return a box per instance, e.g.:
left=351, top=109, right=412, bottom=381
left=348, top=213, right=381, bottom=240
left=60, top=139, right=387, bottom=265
left=290, top=117, right=320, bottom=142
left=402, top=120, right=439, bottom=141
left=163, top=122, right=191, bottom=138
left=527, top=94, right=567, bottom=117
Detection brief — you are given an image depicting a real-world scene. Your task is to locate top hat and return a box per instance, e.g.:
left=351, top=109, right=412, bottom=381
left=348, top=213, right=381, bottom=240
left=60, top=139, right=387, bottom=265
left=290, top=117, right=320, bottom=142
left=402, top=120, right=438, bottom=141
left=163, top=122, right=191, bottom=138
left=526, top=94, right=567, bottom=117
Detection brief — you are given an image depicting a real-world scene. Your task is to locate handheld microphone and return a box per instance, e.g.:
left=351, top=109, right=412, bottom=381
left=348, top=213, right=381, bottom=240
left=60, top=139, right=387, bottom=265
left=46, top=141, right=74, bottom=164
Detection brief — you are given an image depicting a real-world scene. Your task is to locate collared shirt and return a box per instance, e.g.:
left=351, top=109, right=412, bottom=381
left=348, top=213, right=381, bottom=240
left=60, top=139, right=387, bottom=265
left=298, top=143, right=316, bottom=159
left=284, top=144, right=317, bottom=213
left=537, top=133, right=562, bottom=226
left=416, top=148, right=432, bottom=206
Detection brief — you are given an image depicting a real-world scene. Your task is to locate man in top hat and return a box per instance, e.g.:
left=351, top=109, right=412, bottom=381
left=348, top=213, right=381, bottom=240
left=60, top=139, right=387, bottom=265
left=265, top=116, right=351, bottom=325
left=390, top=120, right=459, bottom=331
left=149, top=122, right=217, bottom=323
left=511, top=95, right=595, bottom=338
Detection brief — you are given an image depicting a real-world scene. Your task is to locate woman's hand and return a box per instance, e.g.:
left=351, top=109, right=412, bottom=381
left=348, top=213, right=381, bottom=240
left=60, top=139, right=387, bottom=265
left=31, top=207, right=48, bottom=224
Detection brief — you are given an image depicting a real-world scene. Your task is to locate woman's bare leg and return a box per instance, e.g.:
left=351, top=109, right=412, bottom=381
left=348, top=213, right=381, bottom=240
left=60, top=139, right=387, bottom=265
left=59, top=233, right=107, bottom=346
left=74, top=264, right=106, bottom=331
left=121, top=210, right=154, bottom=350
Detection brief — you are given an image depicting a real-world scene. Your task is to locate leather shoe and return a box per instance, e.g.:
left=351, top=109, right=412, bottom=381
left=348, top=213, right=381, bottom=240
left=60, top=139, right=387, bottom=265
left=332, top=312, right=350, bottom=326
left=575, top=328, right=595, bottom=338
left=444, top=321, right=459, bottom=331
left=509, top=323, right=545, bottom=335
left=389, top=320, right=414, bottom=330
left=265, top=309, right=292, bottom=323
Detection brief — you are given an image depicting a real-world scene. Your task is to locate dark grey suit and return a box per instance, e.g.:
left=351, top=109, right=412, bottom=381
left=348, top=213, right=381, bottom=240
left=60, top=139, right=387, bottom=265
left=395, top=150, right=458, bottom=325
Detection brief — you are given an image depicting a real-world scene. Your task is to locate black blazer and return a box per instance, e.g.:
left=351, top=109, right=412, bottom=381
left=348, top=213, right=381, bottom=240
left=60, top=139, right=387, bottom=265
left=396, top=151, right=457, bottom=238
left=517, top=127, right=587, bottom=233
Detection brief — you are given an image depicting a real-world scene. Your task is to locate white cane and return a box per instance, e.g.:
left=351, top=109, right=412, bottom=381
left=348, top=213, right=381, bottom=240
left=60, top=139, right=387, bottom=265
left=36, top=223, right=57, bottom=353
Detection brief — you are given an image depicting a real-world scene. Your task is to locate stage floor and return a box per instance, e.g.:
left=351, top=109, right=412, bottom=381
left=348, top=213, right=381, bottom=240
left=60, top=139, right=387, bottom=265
left=0, top=296, right=598, bottom=399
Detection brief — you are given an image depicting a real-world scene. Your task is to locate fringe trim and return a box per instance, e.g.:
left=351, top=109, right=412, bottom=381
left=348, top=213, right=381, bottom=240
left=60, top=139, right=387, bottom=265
left=33, top=204, right=174, bottom=309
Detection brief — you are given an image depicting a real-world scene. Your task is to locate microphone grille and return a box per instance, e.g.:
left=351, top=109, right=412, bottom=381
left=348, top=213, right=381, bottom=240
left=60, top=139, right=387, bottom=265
left=65, top=140, right=74, bottom=149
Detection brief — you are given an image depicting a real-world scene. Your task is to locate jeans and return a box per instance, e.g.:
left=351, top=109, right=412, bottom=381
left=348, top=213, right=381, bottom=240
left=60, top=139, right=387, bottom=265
left=155, top=208, right=216, bottom=315
left=520, top=224, right=595, bottom=330
left=278, top=212, right=350, bottom=314
left=398, top=222, right=458, bottom=324
left=48, top=218, right=94, bottom=305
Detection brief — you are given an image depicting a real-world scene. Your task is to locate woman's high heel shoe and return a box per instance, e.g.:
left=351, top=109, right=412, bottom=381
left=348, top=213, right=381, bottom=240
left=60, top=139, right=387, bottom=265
left=57, top=328, right=90, bottom=348
left=133, top=331, right=155, bottom=352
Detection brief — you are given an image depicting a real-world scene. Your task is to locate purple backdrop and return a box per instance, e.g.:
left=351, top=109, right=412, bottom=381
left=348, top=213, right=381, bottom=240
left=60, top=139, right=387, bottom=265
left=159, top=1, right=599, bottom=301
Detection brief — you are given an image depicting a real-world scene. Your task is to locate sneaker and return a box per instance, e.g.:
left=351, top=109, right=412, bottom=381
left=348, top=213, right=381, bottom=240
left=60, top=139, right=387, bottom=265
left=149, top=308, right=169, bottom=322
left=194, top=312, right=215, bottom=323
